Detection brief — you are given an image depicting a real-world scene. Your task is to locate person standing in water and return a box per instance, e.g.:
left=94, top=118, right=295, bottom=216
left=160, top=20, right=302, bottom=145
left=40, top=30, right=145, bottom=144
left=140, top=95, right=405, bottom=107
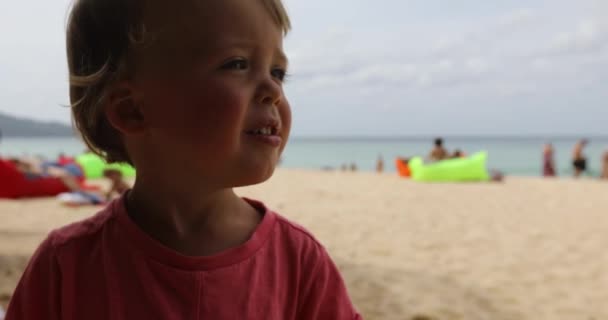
left=572, top=139, right=589, bottom=178
left=543, top=143, right=557, bottom=177
left=601, top=151, right=608, bottom=180
left=376, top=154, right=384, bottom=173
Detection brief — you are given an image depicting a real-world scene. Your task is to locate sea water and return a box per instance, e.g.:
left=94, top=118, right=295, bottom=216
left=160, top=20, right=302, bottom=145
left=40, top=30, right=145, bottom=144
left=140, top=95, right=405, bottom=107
left=1, top=136, right=607, bottom=176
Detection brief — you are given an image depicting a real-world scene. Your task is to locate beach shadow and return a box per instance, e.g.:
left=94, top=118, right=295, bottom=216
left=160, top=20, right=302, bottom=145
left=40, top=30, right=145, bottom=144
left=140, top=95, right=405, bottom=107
left=335, top=259, right=523, bottom=320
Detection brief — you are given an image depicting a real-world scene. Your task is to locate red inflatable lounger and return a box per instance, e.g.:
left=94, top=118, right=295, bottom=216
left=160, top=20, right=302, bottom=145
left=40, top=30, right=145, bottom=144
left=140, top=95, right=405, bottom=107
left=0, top=159, right=74, bottom=199
left=395, top=158, right=411, bottom=178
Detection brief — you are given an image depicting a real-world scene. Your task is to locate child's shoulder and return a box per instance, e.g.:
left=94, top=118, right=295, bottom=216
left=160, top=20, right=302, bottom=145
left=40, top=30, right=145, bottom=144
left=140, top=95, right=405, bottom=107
left=265, top=208, right=330, bottom=260
left=246, top=198, right=323, bottom=249
left=45, top=201, right=117, bottom=251
left=273, top=213, right=320, bottom=244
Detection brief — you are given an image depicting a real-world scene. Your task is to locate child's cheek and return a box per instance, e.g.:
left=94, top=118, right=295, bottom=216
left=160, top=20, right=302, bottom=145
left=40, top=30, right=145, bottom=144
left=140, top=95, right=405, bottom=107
left=179, top=85, right=247, bottom=144
left=171, top=85, right=248, bottom=152
left=143, top=78, right=248, bottom=154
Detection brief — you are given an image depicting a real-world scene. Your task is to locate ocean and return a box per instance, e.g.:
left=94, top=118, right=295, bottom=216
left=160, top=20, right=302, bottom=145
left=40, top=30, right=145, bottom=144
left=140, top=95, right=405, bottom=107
left=1, top=136, right=607, bottom=177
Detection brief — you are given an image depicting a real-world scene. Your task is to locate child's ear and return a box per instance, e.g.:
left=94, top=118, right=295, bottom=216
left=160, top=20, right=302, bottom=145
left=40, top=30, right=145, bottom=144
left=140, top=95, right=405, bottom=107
left=104, top=82, right=146, bottom=135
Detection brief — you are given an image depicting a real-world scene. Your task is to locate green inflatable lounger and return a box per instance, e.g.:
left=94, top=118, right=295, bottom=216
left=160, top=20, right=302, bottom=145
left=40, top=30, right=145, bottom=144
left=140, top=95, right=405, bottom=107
left=408, top=151, right=490, bottom=182
left=76, top=153, right=136, bottom=179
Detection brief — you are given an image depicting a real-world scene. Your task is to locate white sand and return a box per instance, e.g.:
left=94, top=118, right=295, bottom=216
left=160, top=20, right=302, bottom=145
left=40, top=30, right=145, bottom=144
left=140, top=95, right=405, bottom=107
left=1, top=169, right=607, bottom=319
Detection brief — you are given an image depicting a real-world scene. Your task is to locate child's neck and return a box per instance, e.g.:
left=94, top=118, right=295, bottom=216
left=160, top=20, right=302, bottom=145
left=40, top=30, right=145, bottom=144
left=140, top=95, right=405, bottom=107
left=125, top=178, right=262, bottom=256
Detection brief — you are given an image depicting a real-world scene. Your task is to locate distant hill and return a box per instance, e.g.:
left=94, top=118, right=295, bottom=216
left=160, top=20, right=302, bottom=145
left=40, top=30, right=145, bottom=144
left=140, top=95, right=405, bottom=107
left=0, top=112, right=74, bottom=137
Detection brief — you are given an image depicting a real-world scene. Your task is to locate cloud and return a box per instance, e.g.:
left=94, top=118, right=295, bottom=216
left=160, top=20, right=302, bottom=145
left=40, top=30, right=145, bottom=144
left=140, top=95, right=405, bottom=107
left=289, top=56, right=497, bottom=97
left=1, top=0, right=607, bottom=135
left=497, top=8, right=536, bottom=29
left=548, top=19, right=607, bottom=56
left=430, top=8, right=537, bottom=57
left=287, top=4, right=607, bottom=103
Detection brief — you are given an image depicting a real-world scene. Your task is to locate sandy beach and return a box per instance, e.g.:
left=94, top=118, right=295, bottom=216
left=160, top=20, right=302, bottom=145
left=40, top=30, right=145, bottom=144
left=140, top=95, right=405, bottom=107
left=1, top=169, right=607, bottom=319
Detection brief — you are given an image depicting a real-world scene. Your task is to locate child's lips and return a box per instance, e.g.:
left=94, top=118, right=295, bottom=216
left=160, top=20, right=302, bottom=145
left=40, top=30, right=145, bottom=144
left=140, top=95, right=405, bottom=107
left=245, top=118, right=281, bottom=135
left=244, top=116, right=283, bottom=147
left=245, top=131, right=282, bottom=147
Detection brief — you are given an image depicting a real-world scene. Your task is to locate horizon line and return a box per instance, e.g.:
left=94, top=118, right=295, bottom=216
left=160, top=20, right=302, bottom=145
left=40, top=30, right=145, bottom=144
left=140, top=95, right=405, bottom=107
left=3, top=134, right=608, bottom=140
left=290, top=134, right=608, bottom=140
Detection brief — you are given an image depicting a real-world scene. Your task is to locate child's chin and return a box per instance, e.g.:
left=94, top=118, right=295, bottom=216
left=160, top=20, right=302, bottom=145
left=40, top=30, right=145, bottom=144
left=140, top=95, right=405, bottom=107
left=235, top=166, right=276, bottom=187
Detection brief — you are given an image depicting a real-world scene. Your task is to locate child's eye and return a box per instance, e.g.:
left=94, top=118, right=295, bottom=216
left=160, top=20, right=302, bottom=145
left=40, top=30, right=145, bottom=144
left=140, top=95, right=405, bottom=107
left=221, top=59, right=249, bottom=70
left=271, top=68, right=287, bottom=82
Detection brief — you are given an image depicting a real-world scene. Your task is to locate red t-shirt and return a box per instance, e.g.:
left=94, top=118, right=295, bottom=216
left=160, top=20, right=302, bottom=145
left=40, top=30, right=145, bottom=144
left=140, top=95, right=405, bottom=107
left=7, top=197, right=362, bottom=319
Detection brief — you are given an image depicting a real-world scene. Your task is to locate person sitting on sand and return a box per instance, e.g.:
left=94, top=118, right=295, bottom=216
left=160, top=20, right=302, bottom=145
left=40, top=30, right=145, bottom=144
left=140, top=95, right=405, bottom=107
left=601, top=151, right=608, bottom=180
left=429, top=138, right=449, bottom=162
left=572, top=139, right=589, bottom=178
left=103, top=169, right=130, bottom=201
left=543, top=143, right=556, bottom=177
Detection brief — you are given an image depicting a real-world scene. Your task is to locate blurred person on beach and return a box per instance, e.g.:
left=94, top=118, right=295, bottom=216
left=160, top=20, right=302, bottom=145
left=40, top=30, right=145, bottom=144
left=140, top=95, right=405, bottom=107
left=4, top=156, right=105, bottom=204
left=490, top=169, right=505, bottom=182
left=572, top=139, right=588, bottom=178
left=451, top=149, right=466, bottom=159
left=601, top=151, right=608, bottom=180
left=543, top=143, right=557, bottom=177
left=6, top=0, right=361, bottom=319
left=376, top=154, right=384, bottom=173
left=9, top=158, right=85, bottom=192
left=102, top=169, right=130, bottom=201
left=57, top=152, right=75, bottom=166
left=429, top=137, right=449, bottom=162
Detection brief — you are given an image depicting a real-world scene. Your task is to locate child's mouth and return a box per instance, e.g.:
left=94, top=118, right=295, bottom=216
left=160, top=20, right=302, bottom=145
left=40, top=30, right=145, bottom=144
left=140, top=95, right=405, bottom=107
left=246, top=126, right=278, bottom=136
left=245, top=126, right=282, bottom=147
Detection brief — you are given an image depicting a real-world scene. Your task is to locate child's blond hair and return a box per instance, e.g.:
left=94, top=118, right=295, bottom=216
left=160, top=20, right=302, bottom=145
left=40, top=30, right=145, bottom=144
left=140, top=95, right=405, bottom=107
left=66, top=0, right=291, bottom=164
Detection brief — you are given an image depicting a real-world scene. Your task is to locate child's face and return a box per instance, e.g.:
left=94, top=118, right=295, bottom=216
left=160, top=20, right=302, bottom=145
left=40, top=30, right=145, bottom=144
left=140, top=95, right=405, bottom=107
left=135, top=0, right=291, bottom=187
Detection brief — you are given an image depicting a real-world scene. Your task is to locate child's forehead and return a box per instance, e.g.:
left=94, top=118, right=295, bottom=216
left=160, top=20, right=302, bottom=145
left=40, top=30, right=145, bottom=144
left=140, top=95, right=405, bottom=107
left=144, top=0, right=274, bottom=33
left=127, top=0, right=288, bottom=74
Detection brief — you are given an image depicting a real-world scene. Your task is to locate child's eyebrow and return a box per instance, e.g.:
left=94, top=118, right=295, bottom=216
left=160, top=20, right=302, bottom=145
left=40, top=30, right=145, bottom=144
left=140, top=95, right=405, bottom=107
left=275, top=50, right=289, bottom=66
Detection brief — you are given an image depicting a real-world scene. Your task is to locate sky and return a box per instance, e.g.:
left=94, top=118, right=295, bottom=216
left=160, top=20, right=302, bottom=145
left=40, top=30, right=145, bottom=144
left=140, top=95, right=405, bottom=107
left=0, top=0, right=606, bottom=136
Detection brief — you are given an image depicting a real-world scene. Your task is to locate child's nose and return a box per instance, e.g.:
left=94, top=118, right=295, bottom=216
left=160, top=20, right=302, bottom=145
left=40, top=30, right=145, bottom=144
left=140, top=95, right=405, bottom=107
left=254, top=77, right=282, bottom=106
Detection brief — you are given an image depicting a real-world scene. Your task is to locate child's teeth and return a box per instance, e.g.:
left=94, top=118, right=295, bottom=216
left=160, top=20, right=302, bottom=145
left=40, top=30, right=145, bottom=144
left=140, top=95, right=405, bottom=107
left=251, top=127, right=274, bottom=135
